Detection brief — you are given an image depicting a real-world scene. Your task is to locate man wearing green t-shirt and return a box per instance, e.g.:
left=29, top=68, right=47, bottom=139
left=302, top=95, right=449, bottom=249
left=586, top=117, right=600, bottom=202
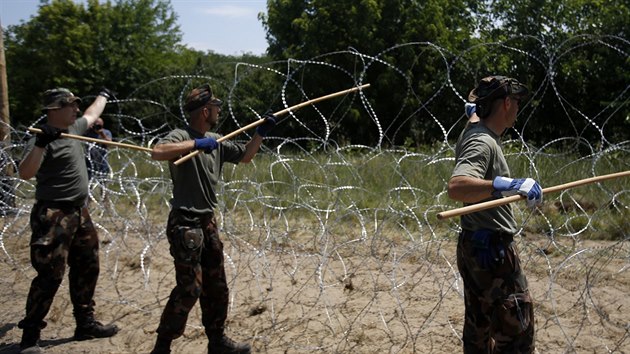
left=149, top=84, right=276, bottom=354
left=448, top=76, right=543, bottom=353
left=17, top=87, right=119, bottom=354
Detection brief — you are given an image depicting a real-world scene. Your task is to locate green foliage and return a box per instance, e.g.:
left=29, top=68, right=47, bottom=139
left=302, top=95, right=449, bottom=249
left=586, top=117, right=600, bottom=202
left=5, top=0, right=188, bottom=127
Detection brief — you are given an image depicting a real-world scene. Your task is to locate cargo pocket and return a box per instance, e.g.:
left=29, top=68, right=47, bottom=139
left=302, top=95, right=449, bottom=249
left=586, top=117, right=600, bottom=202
left=499, top=292, right=532, bottom=336
left=172, top=226, right=204, bottom=263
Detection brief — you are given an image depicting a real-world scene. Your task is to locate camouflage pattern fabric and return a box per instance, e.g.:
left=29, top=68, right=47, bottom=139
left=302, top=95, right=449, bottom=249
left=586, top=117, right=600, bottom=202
left=155, top=208, right=229, bottom=340
left=456, top=231, right=535, bottom=353
left=18, top=202, right=100, bottom=330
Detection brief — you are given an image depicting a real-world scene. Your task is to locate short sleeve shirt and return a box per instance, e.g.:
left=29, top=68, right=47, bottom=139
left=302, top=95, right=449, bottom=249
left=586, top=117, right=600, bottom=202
left=22, top=117, right=90, bottom=205
left=158, top=127, right=246, bottom=213
left=451, top=122, right=517, bottom=234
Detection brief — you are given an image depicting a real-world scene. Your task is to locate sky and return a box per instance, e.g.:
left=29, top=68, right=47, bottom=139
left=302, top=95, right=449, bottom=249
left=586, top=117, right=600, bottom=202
left=0, top=0, right=269, bottom=56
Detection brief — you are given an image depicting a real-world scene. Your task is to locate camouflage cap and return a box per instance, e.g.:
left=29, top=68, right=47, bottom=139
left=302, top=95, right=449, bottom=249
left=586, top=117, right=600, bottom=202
left=42, top=88, right=82, bottom=111
left=183, top=84, right=222, bottom=112
left=468, top=76, right=529, bottom=118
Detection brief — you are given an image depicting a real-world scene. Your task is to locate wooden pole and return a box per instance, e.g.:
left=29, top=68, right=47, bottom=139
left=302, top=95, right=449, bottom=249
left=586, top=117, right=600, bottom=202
left=173, top=83, right=371, bottom=166
left=437, top=170, right=630, bottom=220
left=28, top=127, right=154, bottom=153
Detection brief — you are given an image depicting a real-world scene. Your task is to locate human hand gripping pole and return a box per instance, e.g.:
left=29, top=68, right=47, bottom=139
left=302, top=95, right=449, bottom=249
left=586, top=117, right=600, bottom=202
left=492, top=176, right=543, bottom=209
left=437, top=170, right=630, bottom=220
left=194, top=137, right=219, bottom=152
left=255, top=113, right=277, bottom=137
left=34, top=124, right=66, bottom=148
left=173, top=83, right=371, bottom=166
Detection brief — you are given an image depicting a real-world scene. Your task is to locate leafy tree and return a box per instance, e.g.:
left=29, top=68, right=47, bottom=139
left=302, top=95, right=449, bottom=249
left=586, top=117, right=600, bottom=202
left=262, top=0, right=477, bottom=146
left=4, top=0, right=187, bottom=128
left=472, top=0, right=630, bottom=147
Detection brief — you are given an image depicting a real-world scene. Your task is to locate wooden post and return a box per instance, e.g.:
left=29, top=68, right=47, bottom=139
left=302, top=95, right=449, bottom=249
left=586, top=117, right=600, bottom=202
left=0, top=21, right=16, bottom=212
left=0, top=20, right=10, bottom=144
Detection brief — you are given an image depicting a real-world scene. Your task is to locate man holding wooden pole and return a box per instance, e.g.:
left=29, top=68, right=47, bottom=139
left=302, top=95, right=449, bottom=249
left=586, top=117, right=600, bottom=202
left=17, top=87, right=119, bottom=353
left=149, top=83, right=275, bottom=354
left=447, top=76, right=542, bottom=353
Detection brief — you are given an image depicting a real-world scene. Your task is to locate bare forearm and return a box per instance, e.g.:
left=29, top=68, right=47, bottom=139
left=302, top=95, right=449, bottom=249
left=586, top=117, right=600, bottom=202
left=151, top=141, right=196, bottom=161
left=447, top=175, right=494, bottom=203
left=83, top=96, right=108, bottom=126
left=241, top=134, right=264, bottom=163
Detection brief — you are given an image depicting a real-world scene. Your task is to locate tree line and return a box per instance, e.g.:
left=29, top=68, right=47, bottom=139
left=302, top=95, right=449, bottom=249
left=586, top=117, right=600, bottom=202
left=4, top=0, right=628, bottom=149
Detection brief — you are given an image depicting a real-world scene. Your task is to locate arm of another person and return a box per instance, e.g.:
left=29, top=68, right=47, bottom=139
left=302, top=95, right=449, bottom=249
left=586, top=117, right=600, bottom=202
left=99, top=129, right=113, bottom=142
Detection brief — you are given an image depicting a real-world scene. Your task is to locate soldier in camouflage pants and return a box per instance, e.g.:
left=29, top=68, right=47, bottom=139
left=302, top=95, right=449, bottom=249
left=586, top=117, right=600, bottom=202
left=448, top=76, right=543, bottom=353
left=150, top=83, right=276, bottom=354
left=457, top=230, right=534, bottom=352
left=155, top=209, right=229, bottom=339
left=19, top=203, right=101, bottom=332
left=18, top=87, right=118, bottom=354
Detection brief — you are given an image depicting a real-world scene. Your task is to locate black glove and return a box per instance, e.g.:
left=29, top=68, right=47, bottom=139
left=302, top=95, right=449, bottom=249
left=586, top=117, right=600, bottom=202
left=98, top=87, right=116, bottom=100
left=34, top=124, right=65, bottom=148
left=256, top=112, right=277, bottom=137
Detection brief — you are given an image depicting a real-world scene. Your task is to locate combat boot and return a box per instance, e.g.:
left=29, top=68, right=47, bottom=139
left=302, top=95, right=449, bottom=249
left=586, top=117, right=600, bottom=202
left=207, top=334, right=251, bottom=354
left=19, top=327, right=41, bottom=354
left=74, top=319, right=119, bottom=341
left=149, top=337, right=172, bottom=354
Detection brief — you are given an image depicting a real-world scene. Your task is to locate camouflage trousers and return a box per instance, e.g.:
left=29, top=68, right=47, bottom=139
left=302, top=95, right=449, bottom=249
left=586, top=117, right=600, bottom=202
left=456, top=230, right=535, bottom=354
left=155, top=208, right=229, bottom=340
left=18, top=201, right=100, bottom=330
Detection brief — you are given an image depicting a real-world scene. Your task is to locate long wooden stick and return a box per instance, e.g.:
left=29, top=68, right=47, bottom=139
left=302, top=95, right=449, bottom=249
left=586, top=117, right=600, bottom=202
left=437, top=170, right=630, bottom=220
left=173, top=83, right=371, bottom=166
left=28, top=127, right=153, bottom=153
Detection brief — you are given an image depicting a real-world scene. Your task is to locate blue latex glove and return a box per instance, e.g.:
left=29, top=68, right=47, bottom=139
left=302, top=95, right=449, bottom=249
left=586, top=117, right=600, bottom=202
left=34, top=124, right=65, bottom=148
left=471, top=229, right=505, bottom=269
left=492, top=176, right=543, bottom=209
left=465, top=102, right=476, bottom=118
left=256, top=112, right=277, bottom=137
left=194, top=137, right=218, bottom=152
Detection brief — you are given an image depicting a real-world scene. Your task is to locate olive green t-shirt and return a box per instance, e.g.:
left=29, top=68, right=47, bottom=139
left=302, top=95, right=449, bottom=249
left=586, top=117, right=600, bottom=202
left=451, top=122, right=517, bottom=234
left=158, top=127, right=246, bottom=213
left=22, top=117, right=89, bottom=205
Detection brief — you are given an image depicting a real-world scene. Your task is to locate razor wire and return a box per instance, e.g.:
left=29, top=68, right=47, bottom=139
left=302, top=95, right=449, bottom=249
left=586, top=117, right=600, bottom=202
left=0, top=35, right=629, bottom=353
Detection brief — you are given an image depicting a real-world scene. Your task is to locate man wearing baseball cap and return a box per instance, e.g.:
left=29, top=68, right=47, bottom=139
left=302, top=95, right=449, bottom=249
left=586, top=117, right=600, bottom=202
left=448, top=76, right=542, bottom=353
left=17, top=87, right=118, bottom=354
left=149, top=83, right=276, bottom=354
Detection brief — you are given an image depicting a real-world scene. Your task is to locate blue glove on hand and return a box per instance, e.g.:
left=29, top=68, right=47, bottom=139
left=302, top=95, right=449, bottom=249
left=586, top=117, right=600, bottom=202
left=194, top=137, right=218, bottom=152
left=471, top=229, right=505, bottom=269
left=492, top=176, right=543, bottom=209
left=465, top=102, right=476, bottom=118
left=256, top=112, right=277, bottom=137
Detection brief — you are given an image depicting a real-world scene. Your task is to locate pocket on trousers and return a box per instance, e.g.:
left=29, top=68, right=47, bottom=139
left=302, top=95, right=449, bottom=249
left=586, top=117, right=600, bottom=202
left=172, top=226, right=203, bottom=263
left=499, top=292, right=533, bottom=336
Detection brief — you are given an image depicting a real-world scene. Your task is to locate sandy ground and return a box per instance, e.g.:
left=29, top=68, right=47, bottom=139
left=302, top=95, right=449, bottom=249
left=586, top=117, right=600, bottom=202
left=1, top=207, right=629, bottom=354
